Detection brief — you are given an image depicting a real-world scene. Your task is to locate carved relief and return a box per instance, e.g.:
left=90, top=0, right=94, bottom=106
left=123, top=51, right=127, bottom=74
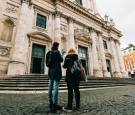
left=74, top=28, right=92, bottom=43
left=4, top=3, right=19, bottom=18
left=0, top=46, right=11, bottom=57
left=6, top=4, right=18, bottom=13
left=60, top=24, right=67, bottom=33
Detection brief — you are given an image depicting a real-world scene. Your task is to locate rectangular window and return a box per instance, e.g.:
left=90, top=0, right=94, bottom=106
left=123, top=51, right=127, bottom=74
left=103, top=40, right=108, bottom=49
left=36, top=13, right=46, bottom=29
left=75, top=0, right=82, bottom=5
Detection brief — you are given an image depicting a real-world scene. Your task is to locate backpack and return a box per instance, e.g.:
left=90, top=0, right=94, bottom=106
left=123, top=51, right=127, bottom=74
left=46, top=51, right=53, bottom=68
left=71, top=61, right=81, bottom=75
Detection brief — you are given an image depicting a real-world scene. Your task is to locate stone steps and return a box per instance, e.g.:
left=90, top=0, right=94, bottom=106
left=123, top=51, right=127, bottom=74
left=0, top=84, right=126, bottom=91
left=0, top=74, right=134, bottom=91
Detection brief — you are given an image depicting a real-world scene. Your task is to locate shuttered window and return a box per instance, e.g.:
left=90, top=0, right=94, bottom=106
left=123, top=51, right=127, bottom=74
left=36, top=13, right=46, bottom=29
left=103, top=40, right=108, bottom=49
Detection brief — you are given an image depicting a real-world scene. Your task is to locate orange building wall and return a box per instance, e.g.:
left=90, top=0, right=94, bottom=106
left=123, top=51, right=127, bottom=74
left=123, top=51, right=135, bottom=73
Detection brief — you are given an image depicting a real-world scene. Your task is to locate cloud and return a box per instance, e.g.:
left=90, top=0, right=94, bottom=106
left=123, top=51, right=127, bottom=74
left=96, top=0, right=135, bottom=48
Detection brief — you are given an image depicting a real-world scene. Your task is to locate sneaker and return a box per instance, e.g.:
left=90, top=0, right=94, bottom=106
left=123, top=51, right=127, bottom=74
left=55, top=104, right=62, bottom=110
left=62, top=107, right=72, bottom=112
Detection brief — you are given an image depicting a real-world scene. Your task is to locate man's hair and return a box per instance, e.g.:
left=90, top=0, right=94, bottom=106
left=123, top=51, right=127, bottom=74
left=53, top=42, right=59, bottom=48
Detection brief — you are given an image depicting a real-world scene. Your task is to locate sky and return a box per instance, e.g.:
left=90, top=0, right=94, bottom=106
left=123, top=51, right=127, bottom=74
left=96, top=0, right=135, bottom=49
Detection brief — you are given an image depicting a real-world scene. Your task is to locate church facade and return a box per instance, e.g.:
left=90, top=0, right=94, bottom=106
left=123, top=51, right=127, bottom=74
left=0, top=0, right=127, bottom=78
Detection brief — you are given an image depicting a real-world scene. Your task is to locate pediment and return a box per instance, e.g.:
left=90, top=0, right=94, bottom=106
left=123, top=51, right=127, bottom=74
left=28, top=31, right=52, bottom=42
left=105, top=52, right=113, bottom=58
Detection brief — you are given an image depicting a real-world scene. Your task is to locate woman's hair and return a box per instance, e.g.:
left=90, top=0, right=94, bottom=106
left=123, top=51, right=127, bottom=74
left=67, top=48, right=76, bottom=54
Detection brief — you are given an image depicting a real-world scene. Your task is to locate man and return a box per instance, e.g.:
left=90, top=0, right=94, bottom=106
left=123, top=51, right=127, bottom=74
left=46, top=42, right=63, bottom=113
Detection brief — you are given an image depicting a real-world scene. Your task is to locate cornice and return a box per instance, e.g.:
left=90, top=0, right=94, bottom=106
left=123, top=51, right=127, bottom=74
left=102, top=23, right=122, bottom=37
left=54, top=0, right=122, bottom=36
left=48, top=0, right=122, bottom=37
left=55, top=0, right=104, bottom=24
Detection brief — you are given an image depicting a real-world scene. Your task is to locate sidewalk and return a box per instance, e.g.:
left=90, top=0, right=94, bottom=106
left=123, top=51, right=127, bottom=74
left=0, top=85, right=135, bottom=115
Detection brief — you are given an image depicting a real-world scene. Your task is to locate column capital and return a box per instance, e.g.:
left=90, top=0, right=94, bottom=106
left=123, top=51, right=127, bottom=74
left=114, top=39, right=121, bottom=45
left=108, top=36, right=114, bottom=42
left=97, top=31, right=103, bottom=36
left=89, top=27, right=98, bottom=33
left=68, top=16, right=74, bottom=24
left=53, top=8, right=62, bottom=18
left=21, top=0, right=31, bottom=5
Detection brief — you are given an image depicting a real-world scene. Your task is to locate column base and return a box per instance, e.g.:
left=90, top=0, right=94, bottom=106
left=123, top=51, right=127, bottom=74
left=7, top=62, right=25, bottom=75
left=113, top=72, right=122, bottom=78
left=121, top=72, right=128, bottom=78
left=94, top=69, right=103, bottom=77
left=103, top=71, right=111, bottom=77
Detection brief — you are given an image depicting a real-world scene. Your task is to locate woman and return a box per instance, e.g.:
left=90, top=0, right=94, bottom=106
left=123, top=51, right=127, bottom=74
left=62, top=48, right=81, bottom=112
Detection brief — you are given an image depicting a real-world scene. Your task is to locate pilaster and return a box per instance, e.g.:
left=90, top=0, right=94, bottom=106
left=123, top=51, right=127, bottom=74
left=110, top=38, right=122, bottom=77
left=115, top=40, right=128, bottom=78
left=90, top=28, right=103, bottom=77
left=8, top=1, right=29, bottom=75
left=53, top=9, right=62, bottom=50
left=68, top=17, right=75, bottom=49
left=98, top=32, right=111, bottom=77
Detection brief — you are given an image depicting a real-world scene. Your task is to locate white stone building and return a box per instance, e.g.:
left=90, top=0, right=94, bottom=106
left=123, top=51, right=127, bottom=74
left=0, top=0, right=127, bottom=78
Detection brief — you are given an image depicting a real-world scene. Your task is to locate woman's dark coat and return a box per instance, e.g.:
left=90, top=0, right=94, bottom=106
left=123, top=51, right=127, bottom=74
left=46, top=48, right=63, bottom=81
left=63, top=54, right=81, bottom=82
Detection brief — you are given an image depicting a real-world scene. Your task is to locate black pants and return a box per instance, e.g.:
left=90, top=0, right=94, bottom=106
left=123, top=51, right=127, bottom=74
left=67, top=80, right=80, bottom=109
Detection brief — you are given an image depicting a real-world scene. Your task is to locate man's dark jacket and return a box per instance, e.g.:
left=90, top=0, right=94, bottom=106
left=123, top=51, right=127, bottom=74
left=46, top=48, right=63, bottom=81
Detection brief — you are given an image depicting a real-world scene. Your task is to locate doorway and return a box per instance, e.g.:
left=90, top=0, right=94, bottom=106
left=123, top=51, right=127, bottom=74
left=30, top=44, right=45, bottom=74
left=106, top=59, right=112, bottom=76
left=32, top=57, right=42, bottom=73
left=78, top=46, right=89, bottom=75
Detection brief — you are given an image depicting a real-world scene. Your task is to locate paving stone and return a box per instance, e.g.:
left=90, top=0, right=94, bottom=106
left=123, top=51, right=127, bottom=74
left=1, top=86, right=135, bottom=114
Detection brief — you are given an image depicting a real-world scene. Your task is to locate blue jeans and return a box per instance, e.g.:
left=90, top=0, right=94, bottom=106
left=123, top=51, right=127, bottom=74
left=48, top=79, right=60, bottom=104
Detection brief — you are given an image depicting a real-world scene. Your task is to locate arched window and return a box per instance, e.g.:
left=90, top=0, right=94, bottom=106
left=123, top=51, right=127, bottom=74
left=1, top=19, right=14, bottom=42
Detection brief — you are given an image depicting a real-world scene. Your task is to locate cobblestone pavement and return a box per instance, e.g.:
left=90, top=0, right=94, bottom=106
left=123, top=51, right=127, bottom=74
left=1, top=86, right=135, bottom=115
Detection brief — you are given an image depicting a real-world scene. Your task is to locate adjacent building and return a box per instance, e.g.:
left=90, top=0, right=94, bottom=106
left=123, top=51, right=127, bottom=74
left=122, top=44, right=135, bottom=77
left=0, top=0, right=127, bottom=78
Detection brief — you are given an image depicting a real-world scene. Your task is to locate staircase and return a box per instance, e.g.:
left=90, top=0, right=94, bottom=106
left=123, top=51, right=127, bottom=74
left=0, top=74, right=134, bottom=91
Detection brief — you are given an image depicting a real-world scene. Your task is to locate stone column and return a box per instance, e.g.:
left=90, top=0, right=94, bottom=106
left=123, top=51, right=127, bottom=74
left=48, top=13, right=53, bottom=39
left=8, top=0, right=29, bottom=75
left=25, top=5, right=34, bottom=74
left=110, top=39, right=122, bottom=77
left=115, top=40, right=127, bottom=77
left=90, top=29, right=103, bottom=77
left=54, top=10, right=61, bottom=50
left=88, top=44, right=94, bottom=78
left=0, top=0, right=4, bottom=39
left=98, top=32, right=111, bottom=77
left=68, top=17, right=75, bottom=49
